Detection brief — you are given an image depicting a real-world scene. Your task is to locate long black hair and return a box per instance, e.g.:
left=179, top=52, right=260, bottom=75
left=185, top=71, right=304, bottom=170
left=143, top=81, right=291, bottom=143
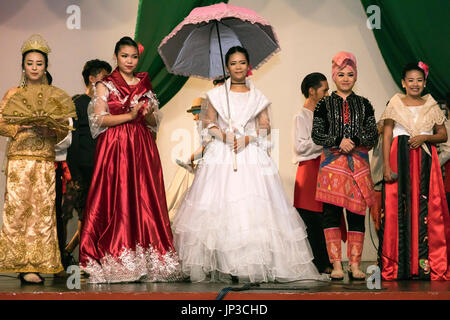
left=22, top=49, right=53, bottom=84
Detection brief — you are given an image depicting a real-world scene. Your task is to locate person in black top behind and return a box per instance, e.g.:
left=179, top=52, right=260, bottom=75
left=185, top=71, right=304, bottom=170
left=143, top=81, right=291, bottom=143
left=63, top=60, right=112, bottom=262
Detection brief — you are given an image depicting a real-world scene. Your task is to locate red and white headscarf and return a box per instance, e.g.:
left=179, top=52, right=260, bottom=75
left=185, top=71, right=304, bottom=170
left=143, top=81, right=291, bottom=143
left=332, top=51, right=357, bottom=81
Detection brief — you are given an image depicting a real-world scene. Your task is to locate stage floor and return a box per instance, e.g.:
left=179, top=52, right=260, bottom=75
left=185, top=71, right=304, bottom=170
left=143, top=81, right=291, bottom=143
left=1, top=263, right=450, bottom=300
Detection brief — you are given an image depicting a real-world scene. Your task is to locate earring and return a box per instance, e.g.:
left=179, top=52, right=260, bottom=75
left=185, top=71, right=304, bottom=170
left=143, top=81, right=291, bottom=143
left=20, top=70, right=27, bottom=88
left=41, top=71, right=48, bottom=85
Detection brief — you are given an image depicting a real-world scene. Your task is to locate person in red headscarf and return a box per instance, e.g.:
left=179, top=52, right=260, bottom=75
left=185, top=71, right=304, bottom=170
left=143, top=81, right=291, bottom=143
left=312, top=51, right=378, bottom=280
left=379, top=62, right=450, bottom=281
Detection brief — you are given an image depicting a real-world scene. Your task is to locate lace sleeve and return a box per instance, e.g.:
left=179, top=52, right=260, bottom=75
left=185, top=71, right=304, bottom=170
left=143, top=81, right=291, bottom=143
left=88, top=82, right=110, bottom=139
left=431, top=105, right=447, bottom=126
left=200, top=98, right=218, bottom=129
left=253, top=106, right=273, bottom=151
left=199, top=98, right=219, bottom=144
left=379, top=104, right=396, bottom=123
left=256, top=106, right=271, bottom=135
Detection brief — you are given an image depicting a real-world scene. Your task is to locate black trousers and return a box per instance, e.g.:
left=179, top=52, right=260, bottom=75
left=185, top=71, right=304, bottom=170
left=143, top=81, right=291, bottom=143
left=322, top=203, right=365, bottom=232
left=447, top=193, right=450, bottom=217
left=56, top=162, right=75, bottom=269
left=55, top=163, right=66, bottom=268
left=297, top=208, right=332, bottom=273
left=76, top=165, right=94, bottom=221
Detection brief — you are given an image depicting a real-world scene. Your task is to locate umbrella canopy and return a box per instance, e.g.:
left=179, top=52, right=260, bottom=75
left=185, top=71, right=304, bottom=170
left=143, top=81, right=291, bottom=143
left=158, top=2, right=280, bottom=80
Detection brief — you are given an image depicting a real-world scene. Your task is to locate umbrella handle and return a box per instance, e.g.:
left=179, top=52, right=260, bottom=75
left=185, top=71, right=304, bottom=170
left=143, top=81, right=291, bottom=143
left=228, top=122, right=237, bottom=172
left=216, top=21, right=237, bottom=172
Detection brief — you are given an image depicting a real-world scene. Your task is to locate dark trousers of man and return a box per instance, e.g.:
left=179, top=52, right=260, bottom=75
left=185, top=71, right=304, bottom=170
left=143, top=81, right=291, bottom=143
left=55, top=162, right=75, bottom=269
left=60, top=164, right=94, bottom=266
left=55, top=163, right=66, bottom=268
left=447, top=193, right=450, bottom=217
left=322, top=203, right=365, bottom=265
left=297, top=208, right=332, bottom=273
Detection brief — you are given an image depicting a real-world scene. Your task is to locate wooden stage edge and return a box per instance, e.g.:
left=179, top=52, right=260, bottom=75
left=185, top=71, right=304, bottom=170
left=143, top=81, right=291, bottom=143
left=1, top=290, right=450, bottom=300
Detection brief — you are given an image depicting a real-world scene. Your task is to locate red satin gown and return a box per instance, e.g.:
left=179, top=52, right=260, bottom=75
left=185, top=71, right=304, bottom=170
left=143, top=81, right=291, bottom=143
left=79, top=69, right=182, bottom=283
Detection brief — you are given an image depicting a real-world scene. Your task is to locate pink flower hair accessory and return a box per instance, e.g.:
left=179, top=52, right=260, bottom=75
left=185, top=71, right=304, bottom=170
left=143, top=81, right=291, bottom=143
left=418, top=61, right=429, bottom=79
left=138, top=42, right=144, bottom=56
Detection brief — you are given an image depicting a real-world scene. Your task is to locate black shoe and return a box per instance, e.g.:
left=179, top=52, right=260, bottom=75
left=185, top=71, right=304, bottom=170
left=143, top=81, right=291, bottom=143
left=330, top=269, right=344, bottom=281
left=320, top=266, right=333, bottom=274
left=61, top=250, right=76, bottom=269
left=19, top=273, right=44, bottom=285
left=347, top=268, right=366, bottom=281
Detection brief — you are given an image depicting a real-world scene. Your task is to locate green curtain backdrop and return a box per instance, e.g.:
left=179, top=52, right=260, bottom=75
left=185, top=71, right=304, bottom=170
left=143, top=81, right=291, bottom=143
left=134, top=0, right=228, bottom=108
left=361, top=0, right=450, bottom=101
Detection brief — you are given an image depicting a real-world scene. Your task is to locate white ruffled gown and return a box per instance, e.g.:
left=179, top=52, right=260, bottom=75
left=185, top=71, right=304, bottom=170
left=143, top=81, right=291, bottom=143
left=172, top=79, right=323, bottom=283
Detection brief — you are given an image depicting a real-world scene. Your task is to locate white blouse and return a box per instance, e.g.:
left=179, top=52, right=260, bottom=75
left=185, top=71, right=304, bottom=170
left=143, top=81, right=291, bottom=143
left=393, top=105, right=433, bottom=137
left=55, top=117, right=73, bottom=162
left=292, top=107, right=322, bottom=164
left=439, top=119, right=450, bottom=165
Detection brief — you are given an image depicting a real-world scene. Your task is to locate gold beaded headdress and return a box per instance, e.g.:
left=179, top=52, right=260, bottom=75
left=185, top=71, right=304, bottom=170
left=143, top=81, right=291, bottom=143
left=21, top=34, right=51, bottom=55
left=20, top=34, right=51, bottom=87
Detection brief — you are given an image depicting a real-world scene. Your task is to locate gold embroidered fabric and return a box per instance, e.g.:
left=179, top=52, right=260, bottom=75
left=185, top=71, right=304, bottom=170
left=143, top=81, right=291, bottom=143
left=0, top=88, right=20, bottom=138
left=0, top=87, right=68, bottom=161
left=0, top=159, right=63, bottom=273
left=2, top=85, right=76, bottom=131
left=380, top=93, right=446, bottom=137
left=6, top=129, right=56, bottom=161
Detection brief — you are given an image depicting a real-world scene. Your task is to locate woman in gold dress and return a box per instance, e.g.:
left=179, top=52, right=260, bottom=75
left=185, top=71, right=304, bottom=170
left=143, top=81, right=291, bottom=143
left=0, top=35, right=72, bottom=284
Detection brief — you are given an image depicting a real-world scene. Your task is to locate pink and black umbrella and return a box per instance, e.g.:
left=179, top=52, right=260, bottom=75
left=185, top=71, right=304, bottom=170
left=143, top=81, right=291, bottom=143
left=158, top=2, right=279, bottom=171
left=158, top=2, right=280, bottom=80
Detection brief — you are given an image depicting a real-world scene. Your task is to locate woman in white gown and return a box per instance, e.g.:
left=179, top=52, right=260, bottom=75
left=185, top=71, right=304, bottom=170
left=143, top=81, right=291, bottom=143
left=172, top=46, right=323, bottom=283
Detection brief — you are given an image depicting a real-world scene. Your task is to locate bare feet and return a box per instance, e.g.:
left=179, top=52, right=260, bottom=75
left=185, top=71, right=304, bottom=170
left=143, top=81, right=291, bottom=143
left=348, top=264, right=366, bottom=280
left=330, top=261, right=344, bottom=280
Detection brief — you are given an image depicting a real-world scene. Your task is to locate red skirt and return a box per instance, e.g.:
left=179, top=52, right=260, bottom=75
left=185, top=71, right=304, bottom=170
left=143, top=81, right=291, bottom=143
left=293, top=157, right=322, bottom=212
left=79, top=121, right=182, bottom=283
left=381, top=136, right=450, bottom=280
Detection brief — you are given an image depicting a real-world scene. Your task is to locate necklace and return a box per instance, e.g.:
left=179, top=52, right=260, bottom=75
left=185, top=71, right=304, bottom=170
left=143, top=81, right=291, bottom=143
left=403, top=96, right=425, bottom=106
left=127, top=77, right=138, bottom=85
left=231, top=82, right=246, bottom=85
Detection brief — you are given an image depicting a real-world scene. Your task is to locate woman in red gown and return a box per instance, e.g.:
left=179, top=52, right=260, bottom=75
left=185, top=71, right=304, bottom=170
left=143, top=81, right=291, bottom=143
left=79, top=37, right=182, bottom=283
